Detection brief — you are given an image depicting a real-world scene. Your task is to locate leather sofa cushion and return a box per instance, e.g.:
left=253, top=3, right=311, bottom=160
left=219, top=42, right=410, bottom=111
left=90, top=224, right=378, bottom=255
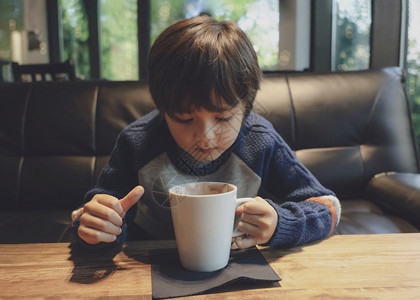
left=365, top=172, right=420, bottom=229
left=0, top=210, right=74, bottom=243
left=337, top=199, right=419, bottom=234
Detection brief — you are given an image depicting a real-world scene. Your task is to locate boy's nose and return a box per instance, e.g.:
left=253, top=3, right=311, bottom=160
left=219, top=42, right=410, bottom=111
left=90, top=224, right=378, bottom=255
left=203, top=126, right=216, bottom=140
left=197, top=120, right=217, bottom=140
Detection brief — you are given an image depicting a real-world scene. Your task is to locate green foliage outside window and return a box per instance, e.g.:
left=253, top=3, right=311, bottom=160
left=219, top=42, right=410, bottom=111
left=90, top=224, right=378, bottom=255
left=406, top=0, right=420, bottom=156
left=150, top=0, right=279, bottom=71
left=61, top=0, right=139, bottom=81
left=333, top=0, right=371, bottom=71
left=0, top=0, right=23, bottom=82
left=62, top=0, right=279, bottom=79
left=406, top=68, right=420, bottom=155
left=60, top=0, right=90, bottom=79
left=101, top=0, right=138, bottom=80
left=0, top=0, right=23, bottom=59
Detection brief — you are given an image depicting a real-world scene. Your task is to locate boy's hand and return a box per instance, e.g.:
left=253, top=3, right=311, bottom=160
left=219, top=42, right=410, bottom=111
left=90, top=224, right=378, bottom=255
left=234, top=196, right=278, bottom=249
left=78, top=186, right=144, bottom=244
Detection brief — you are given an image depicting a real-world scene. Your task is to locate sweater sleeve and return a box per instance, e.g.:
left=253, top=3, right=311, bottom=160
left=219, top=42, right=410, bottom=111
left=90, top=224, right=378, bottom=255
left=265, top=196, right=339, bottom=248
left=261, top=133, right=341, bottom=248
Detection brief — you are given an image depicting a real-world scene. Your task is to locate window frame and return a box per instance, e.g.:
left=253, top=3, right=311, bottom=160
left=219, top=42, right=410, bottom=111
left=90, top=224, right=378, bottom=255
left=47, top=0, right=406, bottom=79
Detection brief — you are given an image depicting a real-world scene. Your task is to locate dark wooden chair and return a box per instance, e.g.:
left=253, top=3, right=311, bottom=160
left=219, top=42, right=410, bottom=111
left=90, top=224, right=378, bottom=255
left=11, top=59, right=76, bottom=82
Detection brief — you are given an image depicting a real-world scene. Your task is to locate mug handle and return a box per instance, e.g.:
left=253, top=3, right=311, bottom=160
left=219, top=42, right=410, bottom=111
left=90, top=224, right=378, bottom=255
left=232, top=197, right=256, bottom=237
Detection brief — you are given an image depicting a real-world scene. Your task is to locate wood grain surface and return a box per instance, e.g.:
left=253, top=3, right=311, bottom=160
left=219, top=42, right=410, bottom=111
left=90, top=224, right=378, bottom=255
left=1, top=234, right=419, bottom=299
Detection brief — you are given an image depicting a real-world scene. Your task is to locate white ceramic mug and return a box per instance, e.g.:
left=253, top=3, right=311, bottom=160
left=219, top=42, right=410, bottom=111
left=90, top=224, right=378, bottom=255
left=168, top=182, right=255, bottom=272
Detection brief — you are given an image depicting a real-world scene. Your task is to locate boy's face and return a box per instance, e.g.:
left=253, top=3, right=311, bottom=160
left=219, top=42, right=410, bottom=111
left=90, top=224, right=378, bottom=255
left=165, top=102, right=245, bottom=162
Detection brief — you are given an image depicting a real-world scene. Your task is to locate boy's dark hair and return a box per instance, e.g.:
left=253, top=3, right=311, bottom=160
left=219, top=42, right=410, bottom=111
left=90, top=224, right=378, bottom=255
left=148, top=15, right=262, bottom=119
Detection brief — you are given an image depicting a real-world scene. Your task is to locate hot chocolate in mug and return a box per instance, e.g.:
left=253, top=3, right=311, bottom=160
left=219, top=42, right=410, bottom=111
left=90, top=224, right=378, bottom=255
left=168, top=182, right=255, bottom=272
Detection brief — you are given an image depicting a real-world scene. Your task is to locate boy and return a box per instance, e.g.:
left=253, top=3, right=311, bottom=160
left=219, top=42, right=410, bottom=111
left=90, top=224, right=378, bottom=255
left=73, top=15, right=341, bottom=249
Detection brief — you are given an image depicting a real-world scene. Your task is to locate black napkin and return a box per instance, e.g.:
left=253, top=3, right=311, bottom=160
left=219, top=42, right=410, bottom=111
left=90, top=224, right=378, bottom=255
left=151, top=247, right=281, bottom=299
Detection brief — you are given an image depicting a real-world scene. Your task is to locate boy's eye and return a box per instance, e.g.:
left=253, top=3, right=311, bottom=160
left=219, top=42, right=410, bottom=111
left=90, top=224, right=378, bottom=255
left=216, top=115, right=233, bottom=122
left=173, top=117, right=193, bottom=124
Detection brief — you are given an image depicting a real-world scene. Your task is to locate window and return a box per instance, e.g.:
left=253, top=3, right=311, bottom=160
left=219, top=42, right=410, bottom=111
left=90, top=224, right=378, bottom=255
left=406, top=0, right=420, bottom=154
left=150, top=0, right=280, bottom=71
left=58, top=0, right=308, bottom=79
left=1, top=0, right=49, bottom=81
left=100, top=0, right=138, bottom=80
left=0, top=0, right=23, bottom=81
left=0, top=0, right=24, bottom=64
left=331, top=0, right=371, bottom=71
left=60, top=0, right=139, bottom=80
left=60, top=0, right=90, bottom=79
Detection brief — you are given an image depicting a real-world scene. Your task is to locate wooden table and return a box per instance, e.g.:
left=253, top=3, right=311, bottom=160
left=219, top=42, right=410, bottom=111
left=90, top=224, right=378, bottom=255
left=1, top=233, right=419, bottom=299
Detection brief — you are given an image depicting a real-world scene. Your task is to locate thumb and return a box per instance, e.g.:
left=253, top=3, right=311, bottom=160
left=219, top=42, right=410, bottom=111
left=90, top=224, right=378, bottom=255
left=120, top=186, right=144, bottom=214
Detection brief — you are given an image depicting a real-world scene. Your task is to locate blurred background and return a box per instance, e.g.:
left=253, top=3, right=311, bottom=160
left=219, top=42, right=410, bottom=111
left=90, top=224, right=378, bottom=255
left=0, top=0, right=419, bottom=154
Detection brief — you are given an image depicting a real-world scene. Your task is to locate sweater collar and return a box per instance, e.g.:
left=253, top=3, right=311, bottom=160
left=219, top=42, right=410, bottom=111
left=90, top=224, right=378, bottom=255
left=162, top=122, right=236, bottom=177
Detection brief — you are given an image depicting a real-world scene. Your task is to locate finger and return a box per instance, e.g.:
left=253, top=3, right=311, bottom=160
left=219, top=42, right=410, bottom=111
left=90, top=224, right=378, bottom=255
left=237, top=218, right=260, bottom=237
left=240, top=211, right=268, bottom=228
left=120, top=186, right=144, bottom=214
left=83, top=199, right=123, bottom=227
left=78, top=225, right=118, bottom=244
left=234, top=234, right=257, bottom=249
left=241, top=198, right=269, bottom=215
left=80, top=213, right=122, bottom=236
left=239, top=207, right=278, bottom=243
left=235, top=197, right=266, bottom=215
left=237, top=217, right=276, bottom=246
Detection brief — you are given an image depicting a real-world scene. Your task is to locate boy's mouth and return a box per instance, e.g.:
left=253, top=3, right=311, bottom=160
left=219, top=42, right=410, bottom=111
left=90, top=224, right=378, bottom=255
left=196, top=147, right=215, bottom=154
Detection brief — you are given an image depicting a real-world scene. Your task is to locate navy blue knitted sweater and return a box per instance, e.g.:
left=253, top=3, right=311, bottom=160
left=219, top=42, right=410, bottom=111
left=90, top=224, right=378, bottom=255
left=73, top=110, right=341, bottom=248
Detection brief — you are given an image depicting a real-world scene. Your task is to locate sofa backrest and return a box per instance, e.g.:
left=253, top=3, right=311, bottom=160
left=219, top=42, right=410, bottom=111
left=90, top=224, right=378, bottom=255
left=0, top=67, right=418, bottom=210
left=256, top=67, right=419, bottom=199
left=0, top=81, right=154, bottom=209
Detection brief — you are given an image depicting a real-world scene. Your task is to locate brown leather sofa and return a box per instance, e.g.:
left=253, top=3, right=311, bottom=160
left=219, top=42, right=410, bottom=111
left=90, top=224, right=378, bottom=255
left=1, top=67, right=419, bottom=243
